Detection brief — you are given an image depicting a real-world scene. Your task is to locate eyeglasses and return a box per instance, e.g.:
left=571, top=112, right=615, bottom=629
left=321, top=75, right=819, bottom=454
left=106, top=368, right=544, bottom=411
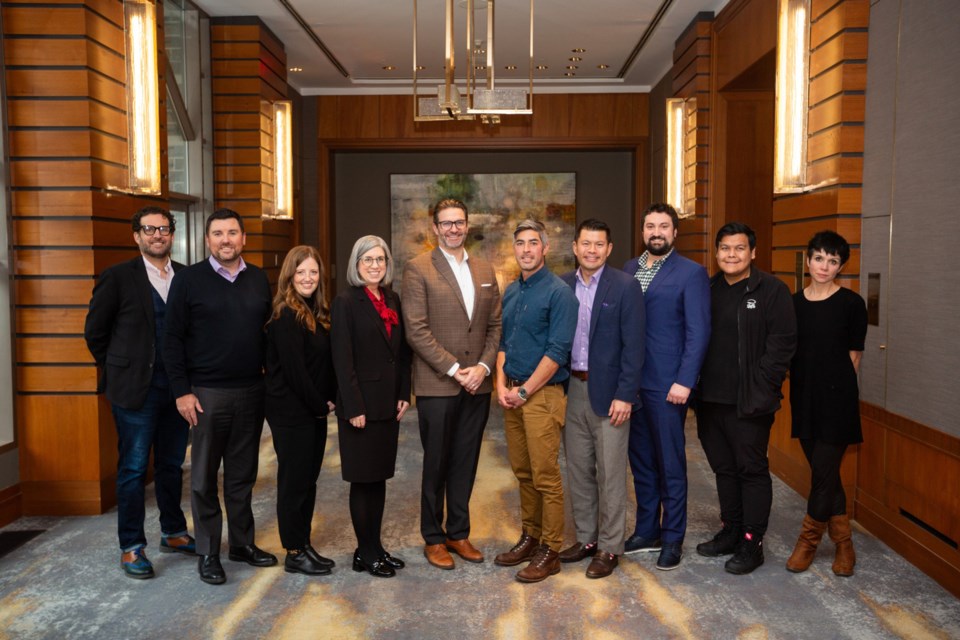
left=360, top=256, right=387, bottom=266
left=139, top=225, right=173, bottom=236
left=437, top=219, right=467, bottom=231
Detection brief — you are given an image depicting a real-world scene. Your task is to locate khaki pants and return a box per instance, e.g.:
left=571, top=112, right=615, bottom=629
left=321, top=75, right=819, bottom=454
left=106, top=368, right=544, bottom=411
left=503, top=384, right=567, bottom=551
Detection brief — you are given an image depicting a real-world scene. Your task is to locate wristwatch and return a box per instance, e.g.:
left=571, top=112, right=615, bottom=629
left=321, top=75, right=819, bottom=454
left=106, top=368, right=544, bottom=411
left=517, top=386, right=529, bottom=401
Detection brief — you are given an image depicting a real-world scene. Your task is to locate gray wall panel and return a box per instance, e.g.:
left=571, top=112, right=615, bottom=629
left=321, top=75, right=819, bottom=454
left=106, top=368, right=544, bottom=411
left=860, top=0, right=960, bottom=435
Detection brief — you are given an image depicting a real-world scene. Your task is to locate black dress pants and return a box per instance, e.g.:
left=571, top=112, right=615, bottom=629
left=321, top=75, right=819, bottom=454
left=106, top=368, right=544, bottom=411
left=800, top=438, right=847, bottom=521
left=696, top=401, right=775, bottom=536
left=191, top=383, right=265, bottom=556
left=272, top=417, right=328, bottom=550
left=417, top=391, right=490, bottom=545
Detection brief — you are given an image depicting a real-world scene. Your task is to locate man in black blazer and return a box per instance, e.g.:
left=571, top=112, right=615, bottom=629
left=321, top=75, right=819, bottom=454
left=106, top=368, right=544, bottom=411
left=84, top=206, right=195, bottom=580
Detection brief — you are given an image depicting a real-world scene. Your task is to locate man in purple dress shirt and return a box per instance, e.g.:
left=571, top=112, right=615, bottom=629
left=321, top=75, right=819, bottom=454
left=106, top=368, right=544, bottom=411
left=558, top=219, right=645, bottom=579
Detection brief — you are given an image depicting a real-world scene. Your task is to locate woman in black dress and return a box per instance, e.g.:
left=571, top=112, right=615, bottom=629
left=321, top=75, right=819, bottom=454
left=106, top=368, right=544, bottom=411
left=786, top=231, right=867, bottom=577
left=331, top=235, right=411, bottom=578
left=265, top=245, right=338, bottom=576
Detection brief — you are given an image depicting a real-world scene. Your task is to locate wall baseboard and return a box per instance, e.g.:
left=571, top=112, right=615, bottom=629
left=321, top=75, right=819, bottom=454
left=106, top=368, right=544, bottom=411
left=0, top=484, right=23, bottom=528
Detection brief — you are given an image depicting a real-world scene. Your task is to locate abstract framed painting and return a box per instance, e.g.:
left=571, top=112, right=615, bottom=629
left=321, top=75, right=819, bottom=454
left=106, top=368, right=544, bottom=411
left=390, top=172, right=576, bottom=291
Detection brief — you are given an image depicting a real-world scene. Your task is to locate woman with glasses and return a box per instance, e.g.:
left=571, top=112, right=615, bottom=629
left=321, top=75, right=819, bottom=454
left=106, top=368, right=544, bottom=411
left=785, top=231, right=867, bottom=577
left=331, top=235, right=411, bottom=578
left=264, top=245, right=337, bottom=576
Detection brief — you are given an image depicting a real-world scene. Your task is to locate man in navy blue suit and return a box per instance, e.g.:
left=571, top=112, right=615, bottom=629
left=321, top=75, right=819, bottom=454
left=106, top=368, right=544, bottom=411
left=559, top=219, right=645, bottom=579
left=622, top=203, right=711, bottom=570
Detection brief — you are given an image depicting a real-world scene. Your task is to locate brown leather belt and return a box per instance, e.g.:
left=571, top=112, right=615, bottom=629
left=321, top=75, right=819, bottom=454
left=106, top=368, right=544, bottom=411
left=571, top=370, right=588, bottom=381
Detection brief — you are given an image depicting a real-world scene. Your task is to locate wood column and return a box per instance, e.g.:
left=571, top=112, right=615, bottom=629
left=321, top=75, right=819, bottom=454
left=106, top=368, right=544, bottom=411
left=211, top=17, right=294, bottom=284
left=3, top=0, right=169, bottom=514
left=767, top=0, right=869, bottom=513
left=671, top=14, right=713, bottom=266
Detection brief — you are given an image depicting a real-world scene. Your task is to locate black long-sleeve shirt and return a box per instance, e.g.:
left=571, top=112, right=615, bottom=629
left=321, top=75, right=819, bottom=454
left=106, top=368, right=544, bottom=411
left=163, top=260, right=272, bottom=397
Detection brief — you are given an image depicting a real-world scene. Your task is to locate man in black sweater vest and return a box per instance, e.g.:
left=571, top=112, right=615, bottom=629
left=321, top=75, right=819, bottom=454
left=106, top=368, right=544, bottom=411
left=163, top=208, right=275, bottom=585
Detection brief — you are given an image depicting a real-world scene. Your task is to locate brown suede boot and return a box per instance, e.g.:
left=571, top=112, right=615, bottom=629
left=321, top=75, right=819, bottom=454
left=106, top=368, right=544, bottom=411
left=785, top=514, right=828, bottom=573
left=828, top=514, right=856, bottom=577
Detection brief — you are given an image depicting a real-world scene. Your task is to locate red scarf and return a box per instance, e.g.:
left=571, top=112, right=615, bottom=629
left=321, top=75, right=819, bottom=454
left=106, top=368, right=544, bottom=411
left=364, top=286, right=398, bottom=338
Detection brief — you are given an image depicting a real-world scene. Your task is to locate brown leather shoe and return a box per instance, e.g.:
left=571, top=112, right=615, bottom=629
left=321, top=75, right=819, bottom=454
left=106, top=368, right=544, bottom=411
left=785, top=514, right=828, bottom=573
left=494, top=534, right=539, bottom=567
left=446, top=538, right=484, bottom=563
left=424, top=543, right=455, bottom=570
left=585, top=551, right=619, bottom=579
left=559, top=541, right=597, bottom=563
left=516, top=545, right=561, bottom=583
left=828, top=514, right=856, bottom=577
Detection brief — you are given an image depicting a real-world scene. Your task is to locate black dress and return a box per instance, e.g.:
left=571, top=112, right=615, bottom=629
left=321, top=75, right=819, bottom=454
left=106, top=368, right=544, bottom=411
left=789, top=287, right=868, bottom=444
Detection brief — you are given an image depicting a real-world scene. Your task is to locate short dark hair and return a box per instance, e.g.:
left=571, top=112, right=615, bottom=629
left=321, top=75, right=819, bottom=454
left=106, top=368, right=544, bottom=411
left=575, top=218, right=611, bottom=243
left=715, top=222, right=756, bottom=249
left=431, top=198, right=468, bottom=224
left=807, top=230, right=850, bottom=265
left=640, top=203, right=679, bottom=231
left=205, top=208, right=244, bottom=235
left=132, top=206, right=173, bottom=232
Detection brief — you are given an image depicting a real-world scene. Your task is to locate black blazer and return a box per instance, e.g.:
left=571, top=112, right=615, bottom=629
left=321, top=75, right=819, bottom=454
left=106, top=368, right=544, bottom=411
left=84, top=256, right=185, bottom=410
left=331, top=286, right=411, bottom=422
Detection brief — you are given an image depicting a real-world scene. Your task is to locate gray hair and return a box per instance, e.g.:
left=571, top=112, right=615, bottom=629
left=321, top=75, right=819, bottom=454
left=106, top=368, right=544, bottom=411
left=346, top=235, right=395, bottom=287
left=513, top=218, right=548, bottom=246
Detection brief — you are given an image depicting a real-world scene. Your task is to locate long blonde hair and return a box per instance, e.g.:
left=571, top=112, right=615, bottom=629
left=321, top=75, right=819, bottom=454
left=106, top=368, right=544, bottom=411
left=269, top=245, right=331, bottom=332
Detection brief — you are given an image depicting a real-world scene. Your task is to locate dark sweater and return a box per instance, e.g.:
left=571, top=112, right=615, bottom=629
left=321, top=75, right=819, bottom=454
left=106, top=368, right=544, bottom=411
left=163, top=260, right=272, bottom=397
left=265, top=306, right=337, bottom=426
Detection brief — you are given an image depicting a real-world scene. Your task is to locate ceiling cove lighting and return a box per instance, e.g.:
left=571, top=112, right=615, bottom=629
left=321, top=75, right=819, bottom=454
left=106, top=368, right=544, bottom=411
left=123, top=0, right=161, bottom=195
left=272, top=101, right=294, bottom=219
left=413, top=0, right=533, bottom=123
left=774, top=0, right=810, bottom=192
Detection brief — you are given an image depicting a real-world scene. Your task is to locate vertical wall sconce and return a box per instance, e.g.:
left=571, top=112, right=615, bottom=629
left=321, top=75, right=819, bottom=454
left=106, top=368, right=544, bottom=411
left=666, top=98, right=695, bottom=217
left=272, top=101, right=294, bottom=219
left=123, top=0, right=161, bottom=195
left=774, top=0, right=810, bottom=193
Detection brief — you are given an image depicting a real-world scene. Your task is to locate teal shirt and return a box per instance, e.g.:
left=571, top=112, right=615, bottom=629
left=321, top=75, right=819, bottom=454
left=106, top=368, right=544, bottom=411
left=499, top=267, right=578, bottom=384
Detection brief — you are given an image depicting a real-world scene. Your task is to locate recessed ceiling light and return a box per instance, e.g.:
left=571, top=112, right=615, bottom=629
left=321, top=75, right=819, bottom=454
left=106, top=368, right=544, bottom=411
left=566, top=65, right=577, bottom=70
left=564, top=72, right=576, bottom=77
left=415, top=65, right=425, bottom=71
left=572, top=48, right=586, bottom=53
left=597, top=64, right=610, bottom=69
left=475, top=65, right=486, bottom=70
left=289, top=67, right=303, bottom=72
left=569, top=57, right=582, bottom=62
left=535, top=64, right=548, bottom=70
left=504, top=64, right=517, bottom=70
left=382, top=65, right=396, bottom=71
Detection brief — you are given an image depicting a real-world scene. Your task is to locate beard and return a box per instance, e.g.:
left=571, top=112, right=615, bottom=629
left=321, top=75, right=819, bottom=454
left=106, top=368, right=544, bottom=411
left=645, top=236, right=674, bottom=257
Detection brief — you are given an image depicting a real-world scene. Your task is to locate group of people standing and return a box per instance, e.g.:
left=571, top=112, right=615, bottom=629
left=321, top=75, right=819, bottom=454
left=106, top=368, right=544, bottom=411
left=85, top=199, right=866, bottom=587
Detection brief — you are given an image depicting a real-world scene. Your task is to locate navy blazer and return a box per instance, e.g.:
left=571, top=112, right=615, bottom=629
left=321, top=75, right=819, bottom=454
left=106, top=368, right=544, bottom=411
left=561, top=266, right=645, bottom=417
left=331, top=286, right=412, bottom=422
left=623, top=252, right=711, bottom=393
left=84, top=256, right=185, bottom=410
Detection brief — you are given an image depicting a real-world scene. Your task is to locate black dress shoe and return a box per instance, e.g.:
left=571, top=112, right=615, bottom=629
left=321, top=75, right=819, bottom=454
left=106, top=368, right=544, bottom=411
left=228, top=544, right=278, bottom=567
left=379, top=551, right=405, bottom=570
left=198, top=555, right=226, bottom=585
left=304, top=544, right=336, bottom=568
left=284, top=550, right=332, bottom=576
left=351, top=549, right=395, bottom=578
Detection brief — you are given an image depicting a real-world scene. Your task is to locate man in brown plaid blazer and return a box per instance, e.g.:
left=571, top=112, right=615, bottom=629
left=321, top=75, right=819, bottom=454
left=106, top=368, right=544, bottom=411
left=402, top=198, right=502, bottom=570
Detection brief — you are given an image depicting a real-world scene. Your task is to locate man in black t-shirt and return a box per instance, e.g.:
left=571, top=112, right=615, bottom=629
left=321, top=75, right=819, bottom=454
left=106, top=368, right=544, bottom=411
left=164, top=208, right=276, bottom=585
left=695, top=222, right=796, bottom=575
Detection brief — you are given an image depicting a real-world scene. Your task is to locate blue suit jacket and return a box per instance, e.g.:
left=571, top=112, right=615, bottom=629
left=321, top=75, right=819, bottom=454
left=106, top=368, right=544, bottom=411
left=623, top=252, right=711, bottom=393
left=561, top=266, right=645, bottom=417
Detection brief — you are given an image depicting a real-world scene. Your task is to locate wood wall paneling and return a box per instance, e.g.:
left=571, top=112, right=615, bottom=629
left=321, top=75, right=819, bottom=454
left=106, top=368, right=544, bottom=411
left=4, top=1, right=170, bottom=515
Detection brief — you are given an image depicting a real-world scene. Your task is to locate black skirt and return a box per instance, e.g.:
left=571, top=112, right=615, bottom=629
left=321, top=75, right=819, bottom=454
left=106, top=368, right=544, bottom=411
left=337, top=417, right=399, bottom=483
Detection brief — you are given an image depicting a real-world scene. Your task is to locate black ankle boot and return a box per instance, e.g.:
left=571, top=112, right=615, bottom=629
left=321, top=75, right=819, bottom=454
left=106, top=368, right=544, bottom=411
left=285, top=549, right=331, bottom=576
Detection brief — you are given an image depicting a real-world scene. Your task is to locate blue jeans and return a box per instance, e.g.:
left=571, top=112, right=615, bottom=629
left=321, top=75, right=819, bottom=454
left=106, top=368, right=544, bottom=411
left=112, top=386, right=190, bottom=552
